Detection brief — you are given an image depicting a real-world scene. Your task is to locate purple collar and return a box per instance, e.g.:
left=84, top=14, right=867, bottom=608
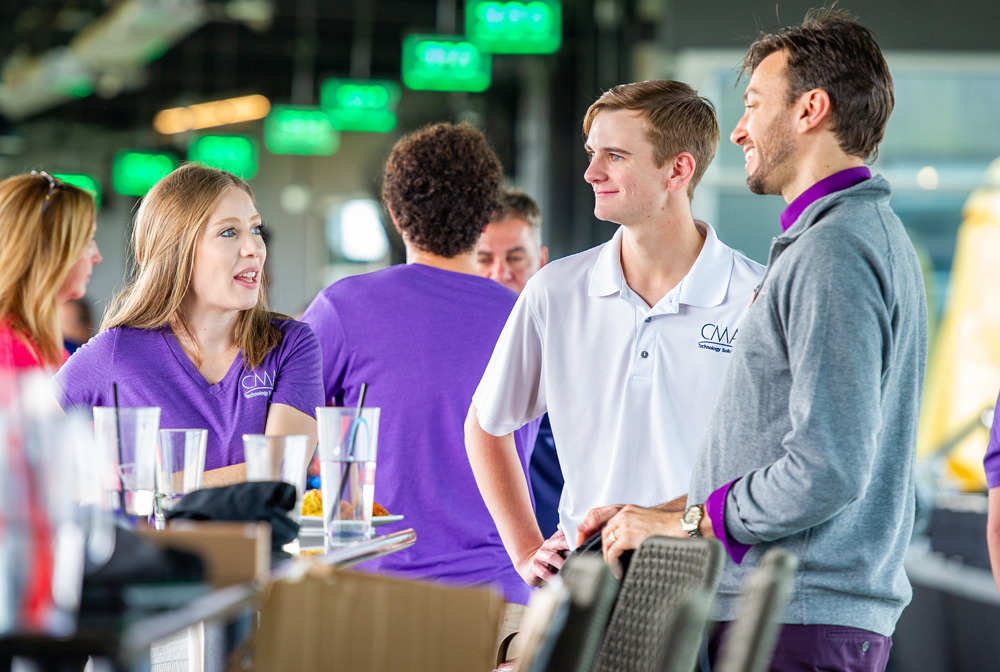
left=779, top=166, right=872, bottom=232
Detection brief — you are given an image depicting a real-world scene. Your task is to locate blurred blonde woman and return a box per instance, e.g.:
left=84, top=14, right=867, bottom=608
left=0, top=172, right=102, bottom=371
left=57, top=164, right=323, bottom=486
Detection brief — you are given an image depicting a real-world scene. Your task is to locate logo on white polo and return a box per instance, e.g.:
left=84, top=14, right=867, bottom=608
left=699, top=323, right=736, bottom=354
left=242, top=369, right=275, bottom=399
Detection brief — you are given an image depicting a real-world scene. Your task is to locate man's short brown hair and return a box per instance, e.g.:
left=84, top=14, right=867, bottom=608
left=582, top=80, right=720, bottom=199
left=742, top=8, right=894, bottom=161
left=382, top=122, right=503, bottom=258
left=491, top=190, right=542, bottom=246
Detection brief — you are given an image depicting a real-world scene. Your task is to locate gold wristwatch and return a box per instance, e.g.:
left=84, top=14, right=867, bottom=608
left=681, top=504, right=704, bottom=538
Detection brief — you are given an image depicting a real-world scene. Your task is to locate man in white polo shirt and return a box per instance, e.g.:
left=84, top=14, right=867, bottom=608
left=465, top=80, right=765, bottom=586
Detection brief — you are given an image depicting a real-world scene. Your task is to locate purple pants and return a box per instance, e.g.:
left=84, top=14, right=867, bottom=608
left=708, top=622, right=892, bottom=672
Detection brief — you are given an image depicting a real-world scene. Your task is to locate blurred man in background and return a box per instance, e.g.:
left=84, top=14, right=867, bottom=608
left=477, top=191, right=563, bottom=538
left=59, top=297, right=93, bottom=355
left=477, top=191, right=549, bottom=294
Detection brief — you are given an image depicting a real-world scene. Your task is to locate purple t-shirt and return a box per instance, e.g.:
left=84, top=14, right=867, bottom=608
left=56, top=320, right=324, bottom=470
left=301, top=263, right=539, bottom=604
left=984, top=389, right=1000, bottom=489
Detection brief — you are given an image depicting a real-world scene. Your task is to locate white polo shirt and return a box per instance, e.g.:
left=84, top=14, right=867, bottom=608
left=472, top=222, right=765, bottom=546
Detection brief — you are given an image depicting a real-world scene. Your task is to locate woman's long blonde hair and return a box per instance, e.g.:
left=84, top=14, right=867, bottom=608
left=102, top=163, right=282, bottom=368
left=0, top=174, right=96, bottom=366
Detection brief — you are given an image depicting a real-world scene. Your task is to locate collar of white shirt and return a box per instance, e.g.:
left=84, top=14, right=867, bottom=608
left=587, top=221, right=735, bottom=309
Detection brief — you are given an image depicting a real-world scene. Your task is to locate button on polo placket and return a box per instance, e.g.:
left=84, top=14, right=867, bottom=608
left=632, top=289, right=679, bottom=377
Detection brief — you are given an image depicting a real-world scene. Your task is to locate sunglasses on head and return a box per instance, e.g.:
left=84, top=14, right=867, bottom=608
left=30, top=170, right=60, bottom=216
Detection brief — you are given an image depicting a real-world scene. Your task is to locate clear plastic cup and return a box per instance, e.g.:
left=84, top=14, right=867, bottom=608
left=242, top=434, right=310, bottom=521
left=156, top=429, right=208, bottom=519
left=93, top=407, right=160, bottom=518
left=316, top=407, right=379, bottom=547
left=0, top=374, right=93, bottom=636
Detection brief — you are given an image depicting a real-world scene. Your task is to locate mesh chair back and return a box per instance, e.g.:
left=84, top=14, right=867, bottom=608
left=660, top=588, right=713, bottom=672
left=715, top=548, right=798, bottom=672
left=544, top=555, right=620, bottom=672
left=592, top=536, right=724, bottom=672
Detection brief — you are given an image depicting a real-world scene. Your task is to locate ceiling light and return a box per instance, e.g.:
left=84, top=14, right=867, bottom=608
left=153, top=95, right=271, bottom=134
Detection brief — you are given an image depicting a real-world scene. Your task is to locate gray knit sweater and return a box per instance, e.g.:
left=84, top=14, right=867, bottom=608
left=688, top=176, right=928, bottom=637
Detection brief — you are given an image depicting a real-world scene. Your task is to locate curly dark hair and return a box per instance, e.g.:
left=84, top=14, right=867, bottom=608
left=382, top=122, right=503, bottom=258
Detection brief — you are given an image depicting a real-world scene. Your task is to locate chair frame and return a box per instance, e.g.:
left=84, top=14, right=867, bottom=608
left=714, top=548, right=798, bottom=672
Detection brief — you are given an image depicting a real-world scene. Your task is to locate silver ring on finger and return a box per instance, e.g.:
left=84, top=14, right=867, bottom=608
left=609, top=530, right=617, bottom=544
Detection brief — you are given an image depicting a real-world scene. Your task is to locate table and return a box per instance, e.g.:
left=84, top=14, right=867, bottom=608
left=0, top=528, right=417, bottom=672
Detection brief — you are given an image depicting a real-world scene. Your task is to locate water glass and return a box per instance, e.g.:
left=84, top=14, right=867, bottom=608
left=93, top=407, right=160, bottom=518
left=242, top=434, right=310, bottom=521
left=316, top=407, right=379, bottom=546
left=156, top=429, right=208, bottom=515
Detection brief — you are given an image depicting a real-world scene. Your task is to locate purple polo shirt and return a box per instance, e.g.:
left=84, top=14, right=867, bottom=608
left=984, top=389, right=1000, bottom=489
left=708, top=166, right=872, bottom=563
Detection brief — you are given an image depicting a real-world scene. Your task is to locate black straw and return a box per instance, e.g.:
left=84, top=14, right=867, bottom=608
left=112, top=383, right=126, bottom=513
left=335, top=383, right=368, bottom=507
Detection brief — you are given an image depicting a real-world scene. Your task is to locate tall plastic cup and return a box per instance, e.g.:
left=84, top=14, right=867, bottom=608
left=93, top=407, right=160, bottom=518
left=242, top=434, right=311, bottom=521
left=316, top=407, right=379, bottom=547
left=156, top=429, right=208, bottom=525
left=0, top=373, right=90, bottom=636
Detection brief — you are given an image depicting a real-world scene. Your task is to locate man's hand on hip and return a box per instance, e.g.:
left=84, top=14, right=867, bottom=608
left=517, top=529, right=569, bottom=586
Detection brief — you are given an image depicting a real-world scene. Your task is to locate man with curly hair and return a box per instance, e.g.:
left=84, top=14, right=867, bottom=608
left=301, top=124, right=540, bottom=619
left=466, top=80, right=764, bottom=586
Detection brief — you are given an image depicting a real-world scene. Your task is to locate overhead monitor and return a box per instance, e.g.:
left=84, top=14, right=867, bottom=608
left=188, top=135, right=259, bottom=179
left=466, top=0, right=561, bottom=54
left=401, top=35, right=491, bottom=92
left=320, top=79, right=402, bottom=133
left=264, top=106, right=340, bottom=156
left=111, top=151, right=178, bottom=197
left=53, top=173, right=101, bottom=207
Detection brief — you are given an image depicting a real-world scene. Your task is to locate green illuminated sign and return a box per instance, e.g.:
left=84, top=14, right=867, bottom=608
left=188, top=135, right=259, bottom=179
left=112, top=151, right=178, bottom=197
left=466, top=1, right=561, bottom=54
left=320, top=80, right=402, bottom=133
left=53, top=173, right=101, bottom=208
left=264, top=106, right=340, bottom=155
left=402, top=35, right=491, bottom=92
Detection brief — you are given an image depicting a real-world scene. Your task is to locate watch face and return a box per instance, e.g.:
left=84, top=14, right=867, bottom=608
left=683, top=507, right=699, bottom=525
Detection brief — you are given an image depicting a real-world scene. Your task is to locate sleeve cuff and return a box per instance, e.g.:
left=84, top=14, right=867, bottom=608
left=471, top=395, right=522, bottom=437
left=706, top=479, right=753, bottom=564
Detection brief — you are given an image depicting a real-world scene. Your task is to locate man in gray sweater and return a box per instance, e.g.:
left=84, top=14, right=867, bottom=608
left=577, top=10, right=927, bottom=670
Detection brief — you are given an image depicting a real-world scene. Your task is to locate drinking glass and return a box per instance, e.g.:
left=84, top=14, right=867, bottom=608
left=156, top=429, right=208, bottom=519
left=93, top=407, right=160, bottom=518
left=0, top=373, right=91, bottom=636
left=242, top=434, right=310, bottom=521
left=316, top=407, right=379, bottom=547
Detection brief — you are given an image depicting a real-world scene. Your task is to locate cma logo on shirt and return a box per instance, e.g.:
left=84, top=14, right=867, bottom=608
left=699, top=323, right=737, bottom=354
left=242, top=370, right=275, bottom=399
